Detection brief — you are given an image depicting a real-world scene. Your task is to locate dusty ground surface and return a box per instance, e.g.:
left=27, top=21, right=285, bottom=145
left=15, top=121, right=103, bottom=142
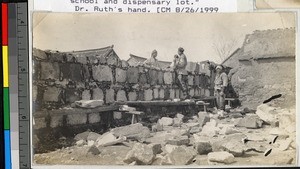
left=34, top=105, right=296, bottom=166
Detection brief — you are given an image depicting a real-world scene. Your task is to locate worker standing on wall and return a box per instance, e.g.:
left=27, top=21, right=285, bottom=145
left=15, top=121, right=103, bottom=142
left=214, top=65, right=228, bottom=110
left=143, top=49, right=160, bottom=68
left=173, top=47, right=189, bottom=99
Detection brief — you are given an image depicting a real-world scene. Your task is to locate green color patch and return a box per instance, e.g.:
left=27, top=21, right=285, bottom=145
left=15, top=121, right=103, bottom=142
left=3, top=87, right=10, bottom=130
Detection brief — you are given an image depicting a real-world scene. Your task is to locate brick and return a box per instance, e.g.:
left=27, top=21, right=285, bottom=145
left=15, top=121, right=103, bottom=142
left=92, top=65, right=113, bottom=82
left=89, top=113, right=101, bottom=124
left=144, top=89, right=153, bottom=101
left=106, top=89, right=115, bottom=103
left=113, top=111, right=122, bottom=120
left=128, top=91, right=137, bottom=101
left=65, top=89, right=81, bottom=103
left=159, top=88, right=165, bottom=99
left=194, top=75, right=200, bottom=86
left=164, top=71, right=175, bottom=85
left=67, top=114, right=87, bottom=125
left=40, top=62, right=60, bottom=80
left=188, top=75, right=194, bottom=86
left=149, top=69, right=158, bottom=85
left=153, top=88, right=159, bottom=99
left=34, top=117, right=46, bottom=129
left=189, top=88, right=195, bottom=97
left=116, top=68, right=127, bottom=83
left=139, top=73, right=148, bottom=85
left=169, top=89, right=175, bottom=99
left=117, top=90, right=127, bottom=101
left=205, top=89, right=210, bottom=97
left=82, top=90, right=91, bottom=100
left=127, top=67, right=139, bottom=83
left=92, top=88, right=104, bottom=100
left=43, top=87, right=62, bottom=102
left=50, top=115, right=63, bottom=128
left=157, top=71, right=164, bottom=85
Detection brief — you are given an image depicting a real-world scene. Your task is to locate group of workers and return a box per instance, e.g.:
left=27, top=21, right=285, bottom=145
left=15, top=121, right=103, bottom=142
left=143, top=47, right=228, bottom=110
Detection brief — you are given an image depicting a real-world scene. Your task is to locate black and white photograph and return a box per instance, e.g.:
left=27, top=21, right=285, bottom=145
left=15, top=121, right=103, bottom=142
left=32, top=12, right=296, bottom=166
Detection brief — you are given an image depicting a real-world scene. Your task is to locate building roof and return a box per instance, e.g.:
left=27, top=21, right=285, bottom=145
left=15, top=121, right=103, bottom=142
left=238, top=28, right=295, bottom=61
left=127, top=54, right=172, bottom=68
left=221, top=48, right=241, bottom=65
left=66, top=45, right=116, bottom=58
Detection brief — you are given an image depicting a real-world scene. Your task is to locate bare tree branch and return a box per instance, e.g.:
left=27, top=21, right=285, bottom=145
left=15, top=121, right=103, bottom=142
left=212, top=36, right=238, bottom=63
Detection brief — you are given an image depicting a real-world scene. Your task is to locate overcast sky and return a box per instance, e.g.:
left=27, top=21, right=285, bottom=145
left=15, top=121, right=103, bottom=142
left=33, top=12, right=295, bottom=63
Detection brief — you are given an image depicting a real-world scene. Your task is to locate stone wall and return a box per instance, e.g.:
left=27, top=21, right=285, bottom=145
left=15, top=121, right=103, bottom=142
left=33, top=48, right=212, bottom=111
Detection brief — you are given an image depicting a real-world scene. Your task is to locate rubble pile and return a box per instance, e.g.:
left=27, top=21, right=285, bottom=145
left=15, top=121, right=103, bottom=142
left=34, top=103, right=296, bottom=166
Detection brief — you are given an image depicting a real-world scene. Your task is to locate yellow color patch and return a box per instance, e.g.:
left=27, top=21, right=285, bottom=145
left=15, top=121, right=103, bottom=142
left=3, top=46, right=9, bottom=87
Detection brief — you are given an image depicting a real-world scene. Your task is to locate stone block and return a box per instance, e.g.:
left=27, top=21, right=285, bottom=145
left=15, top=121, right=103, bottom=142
left=128, top=91, right=137, bottom=101
left=92, top=65, right=113, bottom=82
left=74, top=54, right=87, bottom=64
left=113, top=111, right=122, bottom=119
left=188, top=75, right=194, bottom=86
left=67, top=114, right=87, bottom=125
left=166, top=136, right=190, bottom=146
left=43, top=87, right=62, bottom=102
left=149, top=69, right=158, bottom=85
left=169, top=89, right=175, bottom=99
left=105, top=89, right=115, bottom=104
left=60, top=63, right=82, bottom=82
left=65, top=89, right=81, bottom=103
left=115, top=68, right=127, bottom=83
left=159, top=88, right=165, bottom=99
left=33, top=48, right=47, bottom=60
left=50, top=115, right=64, bottom=128
left=236, top=115, right=263, bottom=129
left=106, top=53, right=119, bottom=66
left=82, top=65, right=91, bottom=80
left=153, top=88, right=159, bottom=99
left=194, top=141, right=212, bottom=155
left=139, top=73, right=148, bottom=85
left=205, top=89, right=210, bottom=97
left=92, top=88, right=104, bottom=100
left=34, top=117, right=46, bottom=129
left=127, top=67, right=139, bottom=83
left=164, top=71, right=174, bottom=85
left=117, top=90, right=127, bottom=101
left=40, top=62, right=60, bottom=80
left=189, top=88, right=195, bottom=97
left=157, top=71, right=164, bottom=84
left=82, top=90, right=91, bottom=100
left=207, top=152, right=234, bottom=164
left=48, top=52, right=65, bottom=62
left=89, top=113, right=101, bottom=124
left=144, top=89, right=153, bottom=101
left=194, top=75, right=200, bottom=86
left=121, top=60, right=129, bottom=68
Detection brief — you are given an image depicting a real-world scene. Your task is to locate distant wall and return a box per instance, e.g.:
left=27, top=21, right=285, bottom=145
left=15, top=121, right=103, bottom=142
left=231, top=58, right=295, bottom=109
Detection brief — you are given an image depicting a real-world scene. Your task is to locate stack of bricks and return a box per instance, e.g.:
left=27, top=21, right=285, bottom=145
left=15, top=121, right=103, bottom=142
left=33, top=48, right=212, bottom=111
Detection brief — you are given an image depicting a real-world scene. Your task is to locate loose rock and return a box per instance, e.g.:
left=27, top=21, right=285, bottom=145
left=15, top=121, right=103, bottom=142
left=194, top=141, right=212, bottom=155
left=158, top=117, right=174, bottom=126
left=111, top=123, right=151, bottom=141
left=123, top=143, right=159, bottom=165
left=207, top=152, right=235, bottom=164
left=166, top=135, right=190, bottom=146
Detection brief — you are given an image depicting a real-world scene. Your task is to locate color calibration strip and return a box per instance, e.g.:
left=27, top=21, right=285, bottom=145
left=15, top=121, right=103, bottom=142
left=2, top=2, right=11, bottom=169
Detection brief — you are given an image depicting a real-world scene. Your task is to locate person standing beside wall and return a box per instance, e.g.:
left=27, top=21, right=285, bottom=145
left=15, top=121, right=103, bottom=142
left=214, top=65, right=228, bottom=110
left=173, top=47, right=189, bottom=99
